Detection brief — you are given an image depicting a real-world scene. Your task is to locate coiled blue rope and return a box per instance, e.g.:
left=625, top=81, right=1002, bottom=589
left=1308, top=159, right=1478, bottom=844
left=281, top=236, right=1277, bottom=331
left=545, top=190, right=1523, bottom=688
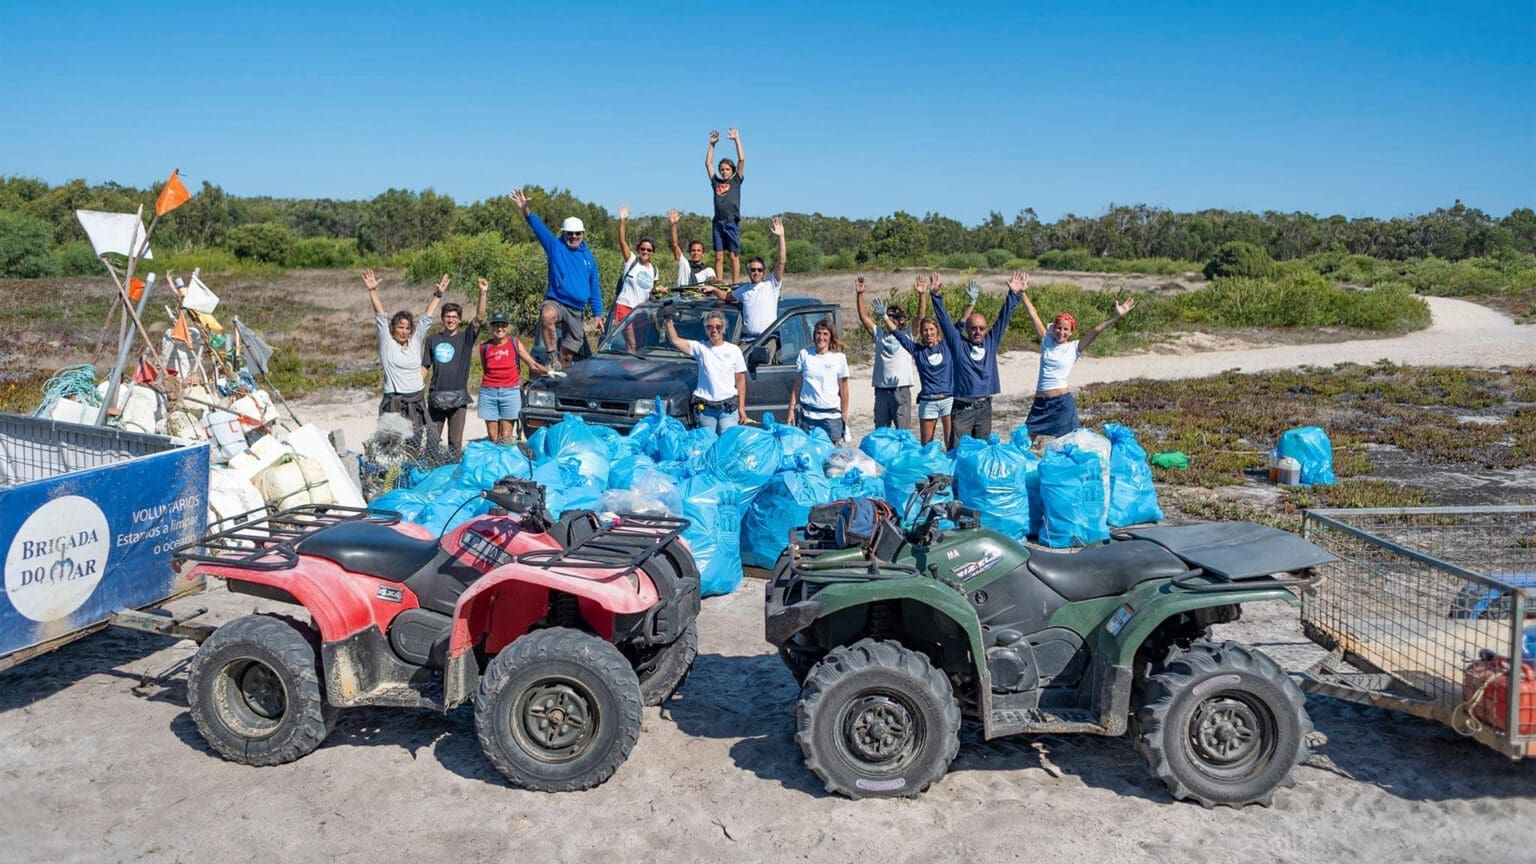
left=33, top=364, right=101, bottom=417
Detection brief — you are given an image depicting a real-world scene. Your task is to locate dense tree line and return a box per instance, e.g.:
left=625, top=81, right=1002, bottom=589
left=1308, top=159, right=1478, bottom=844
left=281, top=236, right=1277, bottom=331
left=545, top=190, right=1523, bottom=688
left=1, top=174, right=1532, bottom=279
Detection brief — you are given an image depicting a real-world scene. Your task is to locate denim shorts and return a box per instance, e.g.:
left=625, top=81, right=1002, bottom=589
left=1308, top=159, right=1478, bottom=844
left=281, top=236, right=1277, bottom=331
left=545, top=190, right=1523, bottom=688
left=917, top=396, right=954, bottom=420
left=712, top=220, right=741, bottom=253
left=477, top=386, right=522, bottom=421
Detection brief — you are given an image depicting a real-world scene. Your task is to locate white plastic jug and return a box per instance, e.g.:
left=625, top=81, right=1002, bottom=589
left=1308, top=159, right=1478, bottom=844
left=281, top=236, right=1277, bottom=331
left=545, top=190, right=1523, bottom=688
left=1277, top=456, right=1302, bottom=486
left=203, top=410, right=249, bottom=463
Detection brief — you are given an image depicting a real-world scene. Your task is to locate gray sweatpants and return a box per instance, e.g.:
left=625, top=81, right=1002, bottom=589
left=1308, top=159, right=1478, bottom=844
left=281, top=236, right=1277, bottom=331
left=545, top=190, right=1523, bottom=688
left=874, top=386, right=913, bottom=430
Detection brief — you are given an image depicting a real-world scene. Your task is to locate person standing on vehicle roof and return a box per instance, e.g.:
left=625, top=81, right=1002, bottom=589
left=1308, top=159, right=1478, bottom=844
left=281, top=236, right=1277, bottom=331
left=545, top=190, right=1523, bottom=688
left=707, top=216, right=786, bottom=343
left=854, top=276, right=916, bottom=431
left=930, top=270, right=1026, bottom=447
left=706, top=127, right=746, bottom=283
left=661, top=308, right=748, bottom=433
left=364, top=268, right=444, bottom=429
left=669, top=208, right=718, bottom=287
left=615, top=205, right=663, bottom=353
left=1020, top=285, right=1135, bottom=443
left=511, top=187, right=604, bottom=370
left=420, top=276, right=489, bottom=452
left=478, top=310, right=550, bottom=443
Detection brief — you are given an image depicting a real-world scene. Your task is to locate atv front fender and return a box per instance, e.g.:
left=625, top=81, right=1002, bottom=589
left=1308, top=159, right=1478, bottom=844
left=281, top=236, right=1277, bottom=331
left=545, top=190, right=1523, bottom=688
left=792, top=579, right=987, bottom=682
left=446, top=562, right=659, bottom=662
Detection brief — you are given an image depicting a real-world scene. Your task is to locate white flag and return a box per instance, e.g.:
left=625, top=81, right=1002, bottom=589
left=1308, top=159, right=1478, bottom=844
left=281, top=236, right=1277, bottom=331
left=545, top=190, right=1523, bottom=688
left=182, top=274, right=219, bottom=313
left=75, top=210, right=154, bottom=260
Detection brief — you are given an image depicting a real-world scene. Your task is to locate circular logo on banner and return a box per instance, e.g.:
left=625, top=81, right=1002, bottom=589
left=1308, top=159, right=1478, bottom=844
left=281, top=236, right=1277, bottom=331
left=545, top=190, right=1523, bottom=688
left=433, top=342, right=456, bottom=364
left=5, top=495, right=111, bottom=622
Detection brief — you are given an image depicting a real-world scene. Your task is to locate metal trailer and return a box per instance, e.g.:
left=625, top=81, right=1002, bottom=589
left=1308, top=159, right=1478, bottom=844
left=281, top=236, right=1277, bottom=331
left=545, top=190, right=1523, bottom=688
left=1299, top=506, right=1536, bottom=759
left=0, top=413, right=212, bottom=670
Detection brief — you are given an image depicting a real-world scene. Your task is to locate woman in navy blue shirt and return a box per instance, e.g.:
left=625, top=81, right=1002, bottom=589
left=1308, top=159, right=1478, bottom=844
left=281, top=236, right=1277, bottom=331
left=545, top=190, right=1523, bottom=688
left=887, top=274, right=956, bottom=447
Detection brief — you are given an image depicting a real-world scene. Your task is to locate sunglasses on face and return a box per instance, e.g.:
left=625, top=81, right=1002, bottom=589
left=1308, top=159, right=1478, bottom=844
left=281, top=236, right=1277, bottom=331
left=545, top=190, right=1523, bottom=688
left=704, top=324, right=724, bottom=331
left=748, top=267, right=765, bottom=273
left=638, top=247, right=654, bottom=253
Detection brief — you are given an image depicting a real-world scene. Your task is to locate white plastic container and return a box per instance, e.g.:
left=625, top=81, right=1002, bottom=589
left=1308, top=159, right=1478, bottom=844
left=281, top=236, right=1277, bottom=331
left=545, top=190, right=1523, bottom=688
left=208, top=468, right=266, bottom=533
left=203, top=410, right=249, bottom=463
left=48, top=397, right=98, bottom=425
left=1277, top=456, right=1302, bottom=486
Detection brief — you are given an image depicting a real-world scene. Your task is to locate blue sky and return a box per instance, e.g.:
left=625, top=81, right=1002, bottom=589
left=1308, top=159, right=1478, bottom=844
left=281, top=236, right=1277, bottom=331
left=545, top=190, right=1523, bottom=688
left=1, top=1, right=1530, bottom=223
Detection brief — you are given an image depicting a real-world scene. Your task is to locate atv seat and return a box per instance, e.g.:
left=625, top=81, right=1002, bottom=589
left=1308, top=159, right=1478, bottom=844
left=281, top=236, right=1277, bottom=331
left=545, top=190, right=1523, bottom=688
left=296, top=521, right=440, bottom=583
left=1026, top=540, right=1191, bottom=602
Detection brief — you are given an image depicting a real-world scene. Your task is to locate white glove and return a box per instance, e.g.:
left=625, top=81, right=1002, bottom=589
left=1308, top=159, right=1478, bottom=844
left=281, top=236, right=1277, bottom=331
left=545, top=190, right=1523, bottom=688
left=966, top=279, right=981, bottom=303
left=870, top=298, right=888, bottom=318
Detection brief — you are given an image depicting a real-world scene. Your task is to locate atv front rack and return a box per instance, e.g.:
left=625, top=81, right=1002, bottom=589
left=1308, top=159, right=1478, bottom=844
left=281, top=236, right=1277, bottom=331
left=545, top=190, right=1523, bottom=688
left=786, top=526, right=921, bottom=581
left=174, top=504, right=403, bottom=571
left=515, top=514, right=689, bottom=578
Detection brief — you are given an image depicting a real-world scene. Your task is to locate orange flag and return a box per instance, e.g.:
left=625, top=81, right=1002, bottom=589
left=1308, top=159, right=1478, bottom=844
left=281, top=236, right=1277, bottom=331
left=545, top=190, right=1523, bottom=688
left=155, top=169, right=191, bottom=216
left=170, top=311, right=193, bottom=344
left=128, top=277, right=146, bottom=301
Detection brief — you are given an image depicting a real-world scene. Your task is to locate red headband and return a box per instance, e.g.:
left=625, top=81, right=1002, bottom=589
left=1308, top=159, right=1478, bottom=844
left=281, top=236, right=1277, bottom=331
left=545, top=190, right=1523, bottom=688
left=1053, top=312, right=1077, bottom=330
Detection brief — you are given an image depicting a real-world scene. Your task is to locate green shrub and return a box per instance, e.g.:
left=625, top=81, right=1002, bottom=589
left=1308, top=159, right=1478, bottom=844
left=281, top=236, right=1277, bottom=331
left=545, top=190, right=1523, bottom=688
left=784, top=238, right=822, bottom=273
left=1203, top=241, right=1276, bottom=280
left=1171, top=272, right=1429, bottom=331
left=225, top=221, right=297, bottom=263
left=53, top=240, right=103, bottom=276
left=823, top=250, right=857, bottom=271
left=1038, top=248, right=1100, bottom=271
left=943, top=252, right=989, bottom=270
left=286, top=237, right=359, bottom=268
left=156, top=246, right=247, bottom=274
left=0, top=210, right=56, bottom=277
left=739, top=230, right=769, bottom=266
left=985, top=248, right=1015, bottom=268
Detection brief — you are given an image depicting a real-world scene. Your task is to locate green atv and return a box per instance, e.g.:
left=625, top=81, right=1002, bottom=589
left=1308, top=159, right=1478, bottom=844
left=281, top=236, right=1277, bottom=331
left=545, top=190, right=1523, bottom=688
left=764, top=476, right=1336, bottom=807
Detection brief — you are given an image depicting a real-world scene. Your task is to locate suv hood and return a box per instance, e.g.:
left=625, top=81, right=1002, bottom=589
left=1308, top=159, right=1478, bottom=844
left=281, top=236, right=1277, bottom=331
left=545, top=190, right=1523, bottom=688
left=531, top=352, right=695, bottom=405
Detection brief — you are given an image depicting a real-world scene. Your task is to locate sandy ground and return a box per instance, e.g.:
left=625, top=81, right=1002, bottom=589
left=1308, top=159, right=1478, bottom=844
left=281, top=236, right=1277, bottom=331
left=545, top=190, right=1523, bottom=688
left=3, top=296, right=1535, bottom=864
left=3, top=582, right=1535, bottom=864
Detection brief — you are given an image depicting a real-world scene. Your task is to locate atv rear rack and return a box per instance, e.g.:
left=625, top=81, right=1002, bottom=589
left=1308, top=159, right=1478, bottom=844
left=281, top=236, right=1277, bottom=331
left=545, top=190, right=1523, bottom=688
left=174, top=504, right=403, bottom=571
left=515, top=514, right=689, bottom=577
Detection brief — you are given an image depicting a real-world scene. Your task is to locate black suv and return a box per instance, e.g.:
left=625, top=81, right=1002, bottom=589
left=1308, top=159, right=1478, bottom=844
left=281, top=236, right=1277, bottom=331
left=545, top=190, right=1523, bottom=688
left=522, top=294, right=841, bottom=433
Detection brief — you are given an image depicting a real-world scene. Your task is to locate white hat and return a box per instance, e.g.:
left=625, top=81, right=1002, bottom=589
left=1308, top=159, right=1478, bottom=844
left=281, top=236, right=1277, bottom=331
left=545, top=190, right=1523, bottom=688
left=561, top=217, right=585, bottom=234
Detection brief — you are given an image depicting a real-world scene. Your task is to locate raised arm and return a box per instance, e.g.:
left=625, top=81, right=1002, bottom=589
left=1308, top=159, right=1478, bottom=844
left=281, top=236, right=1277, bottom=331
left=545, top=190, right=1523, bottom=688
left=1014, top=270, right=1047, bottom=338
left=987, top=275, right=1025, bottom=351
left=928, top=272, right=957, bottom=341
left=963, top=278, right=980, bottom=321
left=423, top=273, right=447, bottom=320
left=617, top=204, right=632, bottom=260
left=854, top=276, right=878, bottom=336
left=915, top=273, right=930, bottom=323
left=475, top=277, right=489, bottom=325
left=705, top=130, right=718, bottom=179
left=668, top=208, right=683, bottom=259
left=512, top=188, right=557, bottom=253
left=727, top=127, right=745, bottom=177
left=363, top=268, right=386, bottom=315
left=661, top=315, right=692, bottom=355
left=1077, top=297, right=1136, bottom=355
left=770, top=217, right=786, bottom=283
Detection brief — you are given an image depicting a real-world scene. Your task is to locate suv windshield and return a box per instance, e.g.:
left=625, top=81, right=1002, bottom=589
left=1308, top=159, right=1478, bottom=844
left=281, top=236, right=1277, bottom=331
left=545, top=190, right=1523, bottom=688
left=599, top=304, right=743, bottom=357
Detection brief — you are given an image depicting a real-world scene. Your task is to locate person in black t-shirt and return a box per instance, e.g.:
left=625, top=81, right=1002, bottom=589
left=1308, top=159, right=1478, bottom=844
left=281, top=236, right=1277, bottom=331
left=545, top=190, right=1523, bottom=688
left=706, top=127, right=745, bottom=283
left=421, top=276, right=489, bottom=451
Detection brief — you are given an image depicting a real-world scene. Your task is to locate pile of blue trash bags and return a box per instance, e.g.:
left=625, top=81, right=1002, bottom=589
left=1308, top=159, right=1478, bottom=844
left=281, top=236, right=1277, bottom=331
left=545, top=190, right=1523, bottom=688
left=367, top=397, right=1165, bottom=597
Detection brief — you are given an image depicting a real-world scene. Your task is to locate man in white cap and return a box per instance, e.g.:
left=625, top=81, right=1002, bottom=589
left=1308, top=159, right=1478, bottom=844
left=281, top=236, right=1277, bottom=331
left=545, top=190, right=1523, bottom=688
left=511, top=188, right=605, bottom=368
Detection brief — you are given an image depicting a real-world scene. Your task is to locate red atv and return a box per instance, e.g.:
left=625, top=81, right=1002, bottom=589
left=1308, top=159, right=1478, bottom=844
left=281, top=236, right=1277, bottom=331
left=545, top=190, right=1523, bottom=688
left=173, top=478, right=699, bottom=791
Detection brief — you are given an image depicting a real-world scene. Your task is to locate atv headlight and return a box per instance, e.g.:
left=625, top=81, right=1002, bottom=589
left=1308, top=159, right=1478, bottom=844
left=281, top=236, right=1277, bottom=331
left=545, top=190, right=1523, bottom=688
left=631, top=399, right=655, bottom=417
left=527, top=390, right=555, bottom=409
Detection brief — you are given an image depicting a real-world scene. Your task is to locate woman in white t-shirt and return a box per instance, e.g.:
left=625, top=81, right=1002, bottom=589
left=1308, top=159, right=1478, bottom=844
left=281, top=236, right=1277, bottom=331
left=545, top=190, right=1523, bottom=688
left=1020, top=289, right=1135, bottom=442
left=788, top=318, right=850, bottom=443
left=615, top=205, right=663, bottom=352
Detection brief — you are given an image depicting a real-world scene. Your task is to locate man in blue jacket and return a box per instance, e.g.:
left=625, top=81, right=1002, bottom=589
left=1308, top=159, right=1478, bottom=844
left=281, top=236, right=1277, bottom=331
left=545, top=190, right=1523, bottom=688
left=930, top=270, right=1026, bottom=446
left=512, top=187, right=605, bottom=368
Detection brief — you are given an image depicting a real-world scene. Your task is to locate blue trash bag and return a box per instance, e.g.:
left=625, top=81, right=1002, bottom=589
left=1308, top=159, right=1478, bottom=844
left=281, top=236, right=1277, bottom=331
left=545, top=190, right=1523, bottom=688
left=539, top=414, right=613, bottom=486
left=608, top=452, right=657, bottom=491
left=600, top=464, right=683, bottom=517
left=417, top=487, right=492, bottom=537
left=1278, top=426, right=1337, bottom=486
left=411, top=463, right=462, bottom=497
left=369, top=488, right=433, bottom=523
left=681, top=473, right=748, bottom=595
left=884, top=440, right=955, bottom=517
left=859, top=427, right=919, bottom=469
left=626, top=397, right=685, bottom=459
left=741, top=453, right=834, bottom=569
left=1104, top=423, right=1164, bottom=527
left=701, top=425, right=781, bottom=499
left=760, top=413, right=808, bottom=469
left=456, top=440, right=532, bottom=490
left=1038, top=444, right=1109, bottom=548
left=660, top=426, right=717, bottom=464
left=532, top=457, right=604, bottom=519
left=954, top=434, right=1035, bottom=540
left=591, top=424, right=627, bottom=459
left=954, top=434, right=989, bottom=461
left=828, top=466, right=886, bottom=502
left=1009, top=424, right=1032, bottom=452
